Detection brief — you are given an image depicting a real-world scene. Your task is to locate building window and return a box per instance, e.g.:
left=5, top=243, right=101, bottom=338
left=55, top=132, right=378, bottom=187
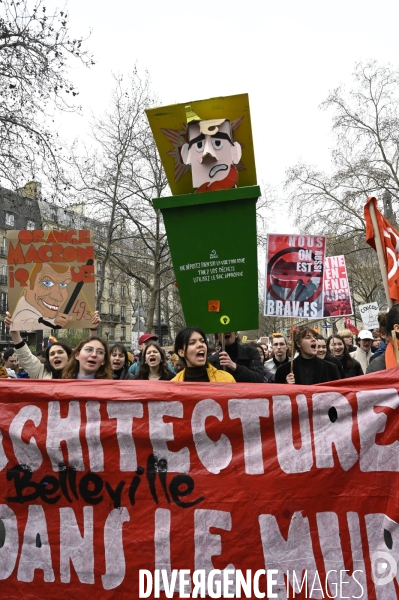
left=2, top=265, right=6, bottom=275
left=110, top=326, right=115, bottom=339
left=121, top=285, right=126, bottom=298
left=97, top=261, right=102, bottom=275
left=1, top=292, right=8, bottom=311
left=109, top=284, right=114, bottom=298
left=121, top=326, right=126, bottom=339
left=109, top=304, right=114, bottom=315
left=26, top=220, right=35, bottom=230
left=5, top=213, right=14, bottom=227
left=121, top=306, right=125, bottom=319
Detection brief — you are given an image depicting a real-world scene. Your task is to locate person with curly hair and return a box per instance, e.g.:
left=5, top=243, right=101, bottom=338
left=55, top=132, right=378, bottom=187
left=136, top=341, right=172, bottom=380
left=62, top=336, right=113, bottom=379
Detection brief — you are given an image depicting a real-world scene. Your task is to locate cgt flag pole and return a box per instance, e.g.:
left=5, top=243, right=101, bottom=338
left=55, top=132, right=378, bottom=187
left=367, top=201, right=393, bottom=309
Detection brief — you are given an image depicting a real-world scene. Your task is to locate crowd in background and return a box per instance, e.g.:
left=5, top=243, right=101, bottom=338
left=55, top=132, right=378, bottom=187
left=0, top=307, right=395, bottom=384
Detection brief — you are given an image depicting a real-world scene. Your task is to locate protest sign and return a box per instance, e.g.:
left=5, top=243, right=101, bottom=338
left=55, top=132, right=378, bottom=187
left=264, top=234, right=326, bottom=319
left=323, top=255, right=353, bottom=317
left=359, top=302, right=379, bottom=330
left=1, top=373, right=398, bottom=599
left=7, top=230, right=95, bottom=331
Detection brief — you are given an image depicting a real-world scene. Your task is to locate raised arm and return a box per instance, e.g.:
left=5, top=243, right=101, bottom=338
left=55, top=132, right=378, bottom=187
left=89, top=310, right=101, bottom=339
left=4, top=312, right=47, bottom=379
left=4, top=312, right=23, bottom=345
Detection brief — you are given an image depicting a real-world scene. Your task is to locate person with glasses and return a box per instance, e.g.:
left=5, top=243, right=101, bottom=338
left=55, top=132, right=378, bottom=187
left=62, top=337, right=113, bottom=379
left=208, top=332, right=264, bottom=383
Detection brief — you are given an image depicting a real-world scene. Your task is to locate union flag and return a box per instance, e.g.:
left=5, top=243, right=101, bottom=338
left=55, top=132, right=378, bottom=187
left=364, top=196, right=399, bottom=302
left=344, top=317, right=359, bottom=335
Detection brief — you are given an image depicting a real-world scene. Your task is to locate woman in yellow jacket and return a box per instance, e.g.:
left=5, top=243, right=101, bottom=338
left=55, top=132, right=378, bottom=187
left=172, top=327, right=235, bottom=383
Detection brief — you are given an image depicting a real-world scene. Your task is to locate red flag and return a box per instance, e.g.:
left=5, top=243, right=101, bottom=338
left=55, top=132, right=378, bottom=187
left=364, top=196, right=399, bottom=302
left=344, top=317, right=359, bottom=335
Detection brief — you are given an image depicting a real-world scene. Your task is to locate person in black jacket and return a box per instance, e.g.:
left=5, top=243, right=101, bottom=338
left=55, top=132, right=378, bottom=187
left=208, top=332, right=264, bottom=382
left=326, top=335, right=363, bottom=378
left=275, top=327, right=340, bottom=385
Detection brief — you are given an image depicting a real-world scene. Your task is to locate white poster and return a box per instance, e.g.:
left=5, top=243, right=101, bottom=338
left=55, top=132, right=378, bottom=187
left=358, top=302, right=379, bottom=330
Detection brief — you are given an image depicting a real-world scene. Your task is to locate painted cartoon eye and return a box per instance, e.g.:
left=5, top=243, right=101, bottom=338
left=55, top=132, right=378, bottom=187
left=211, top=138, right=223, bottom=150
left=59, top=282, right=68, bottom=288
left=195, top=140, right=204, bottom=152
left=42, top=280, right=54, bottom=288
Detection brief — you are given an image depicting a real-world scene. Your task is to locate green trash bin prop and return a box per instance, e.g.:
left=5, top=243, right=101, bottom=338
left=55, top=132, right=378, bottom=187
left=147, top=94, right=260, bottom=333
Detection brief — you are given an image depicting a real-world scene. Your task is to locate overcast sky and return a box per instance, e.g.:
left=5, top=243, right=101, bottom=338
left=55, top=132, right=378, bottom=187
left=53, top=0, right=399, bottom=232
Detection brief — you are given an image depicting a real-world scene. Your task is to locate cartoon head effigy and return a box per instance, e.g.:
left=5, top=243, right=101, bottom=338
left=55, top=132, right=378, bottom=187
left=146, top=94, right=256, bottom=196
left=180, top=106, right=242, bottom=192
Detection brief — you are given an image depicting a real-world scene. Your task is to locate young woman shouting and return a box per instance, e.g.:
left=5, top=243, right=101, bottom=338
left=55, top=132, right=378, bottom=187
left=62, top=337, right=113, bottom=379
left=172, top=327, right=235, bottom=382
left=136, top=342, right=172, bottom=380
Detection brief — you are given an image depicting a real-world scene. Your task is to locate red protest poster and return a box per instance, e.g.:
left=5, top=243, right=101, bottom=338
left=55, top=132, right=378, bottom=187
left=1, top=374, right=399, bottom=599
left=323, top=255, right=353, bottom=317
left=264, top=234, right=326, bottom=319
left=7, top=229, right=96, bottom=331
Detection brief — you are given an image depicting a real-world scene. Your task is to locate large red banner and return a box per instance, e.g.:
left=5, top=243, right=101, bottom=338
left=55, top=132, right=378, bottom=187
left=264, top=234, right=326, bottom=319
left=1, top=374, right=399, bottom=599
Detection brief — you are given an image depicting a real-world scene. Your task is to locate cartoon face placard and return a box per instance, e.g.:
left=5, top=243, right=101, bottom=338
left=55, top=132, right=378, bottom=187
left=146, top=93, right=257, bottom=195
left=180, top=114, right=243, bottom=192
left=7, top=229, right=96, bottom=331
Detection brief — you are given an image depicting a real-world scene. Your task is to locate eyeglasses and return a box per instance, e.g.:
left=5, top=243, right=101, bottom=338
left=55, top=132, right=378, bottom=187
left=82, top=346, right=105, bottom=356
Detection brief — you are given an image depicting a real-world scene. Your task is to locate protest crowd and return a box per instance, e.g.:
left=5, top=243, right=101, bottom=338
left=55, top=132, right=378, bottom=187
left=0, top=306, right=393, bottom=384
